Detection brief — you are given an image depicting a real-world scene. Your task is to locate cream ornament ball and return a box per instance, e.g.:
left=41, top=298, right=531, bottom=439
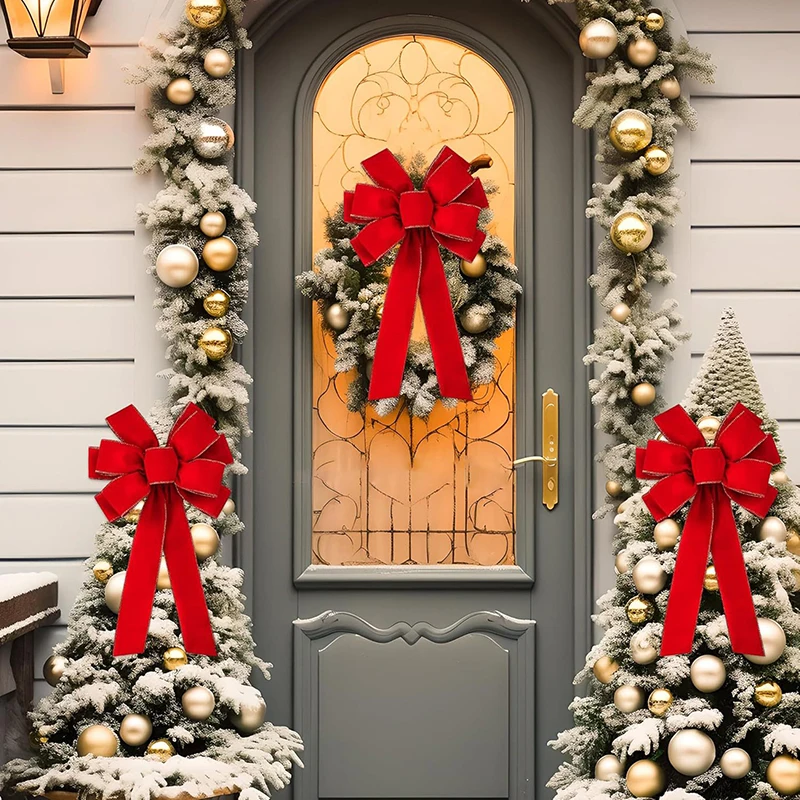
left=767, top=755, right=800, bottom=794
left=156, top=244, right=200, bottom=288
left=632, top=556, right=667, bottom=594
left=77, top=724, right=119, bottom=757
left=610, top=303, right=631, bottom=324
left=578, top=17, right=619, bottom=59
left=199, top=210, right=227, bottom=238
left=690, top=654, right=726, bottom=692
left=221, top=497, right=236, bottom=517
left=626, top=760, right=665, bottom=798
left=191, top=522, right=220, bottom=559
left=658, top=76, right=681, bottom=100
left=119, top=714, right=153, bottom=747
left=204, top=48, right=234, bottom=78
left=230, top=693, right=267, bottom=734
left=156, top=557, right=171, bottom=590
left=165, top=77, right=195, bottom=106
left=630, top=632, right=659, bottom=665
left=668, top=729, right=716, bottom=776
left=772, top=469, right=790, bottom=486
left=194, top=117, right=235, bottom=159
left=615, top=550, right=631, bottom=574
left=460, top=307, right=493, bottom=334
left=627, top=37, right=659, bottom=68
left=697, top=415, right=721, bottom=443
left=614, top=685, right=645, bottom=713
left=592, top=655, right=619, bottom=684
left=720, top=747, right=752, bottom=780
left=324, top=302, right=350, bottom=332
left=744, top=618, right=786, bottom=665
left=43, top=654, right=69, bottom=687
left=758, top=515, right=788, bottom=543
left=654, top=518, right=681, bottom=550
left=595, top=754, right=624, bottom=780
left=182, top=685, right=216, bottom=721
left=104, top=570, right=126, bottom=614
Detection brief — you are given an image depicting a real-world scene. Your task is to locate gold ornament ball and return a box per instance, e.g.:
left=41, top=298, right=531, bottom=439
left=578, top=17, right=619, bottom=59
left=755, top=679, right=783, bottom=708
left=194, top=117, right=235, bottom=159
left=610, top=211, right=654, bottom=255
left=459, top=307, right=493, bottom=334
left=165, top=77, right=195, bottom=106
left=658, top=76, right=681, bottom=100
left=631, top=631, right=659, bottom=664
left=595, top=753, right=624, bottom=780
left=643, top=145, right=672, bottom=176
left=204, top=48, right=233, bottom=78
left=647, top=687, right=674, bottom=717
left=690, top=654, right=726, bottom=692
left=460, top=253, right=488, bottom=279
left=77, top=724, right=119, bottom=757
left=614, top=685, right=645, bottom=713
left=203, top=289, right=231, bottom=318
left=375, top=304, right=384, bottom=321
left=324, top=302, right=350, bottom=332
left=182, top=685, right=216, bottom=721
left=156, top=557, right=171, bottom=590
left=119, top=713, right=153, bottom=747
left=654, top=518, right=681, bottom=550
left=745, top=618, right=787, bottom=665
left=767, top=755, right=800, bottom=794
left=43, top=654, right=69, bottom=687
left=221, top=497, right=236, bottom=517
left=199, top=327, right=234, bottom=361
left=618, top=500, right=629, bottom=514
left=146, top=738, right=176, bottom=762
left=633, top=556, right=667, bottom=594
left=163, top=646, right=189, bottom=671
left=186, top=0, right=227, bottom=29
left=627, top=37, right=659, bottom=68
left=610, top=303, right=631, bottom=324
left=124, top=500, right=144, bottom=523
left=592, top=655, right=619, bottom=685
left=104, top=570, right=126, bottom=614
left=606, top=480, right=624, bottom=498
left=202, top=235, right=238, bottom=272
left=156, top=244, right=200, bottom=288
left=199, top=210, right=227, bottom=238
left=772, top=469, right=790, bottom=486
left=697, top=415, right=721, bottom=444
left=30, top=729, right=49, bottom=748
left=615, top=550, right=631, bottom=574
left=191, top=522, right=220, bottom=559
left=93, top=559, right=114, bottom=584
left=786, top=529, right=800, bottom=556
left=759, top=515, right=788, bottom=543
left=626, top=595, right=655, bottom=625
left=703, top=564, right=719, bottom=591
left=626, top=760, right=665, bottom=798
left=631, top=382, right=657, bottom=407
left=230, top=693, right=267, bottom=734
left=609, top=109, right=654, bottom=155
left=644, top=9, right=666, bottom=31
left=720, top=747, right=752, bottom=780
left=668, top=729, right=716, bottom=776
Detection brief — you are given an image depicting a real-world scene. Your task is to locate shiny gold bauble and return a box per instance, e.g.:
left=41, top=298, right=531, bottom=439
left=182, top=685, right=216, bottom=721
left=654, top=518, right=681, bottom=550
left=459, top=253, right=488, bottom=278
left=611, top=211, right=653, bottom=255
left=644, top=9, right=666, bottom=31
left=578, top=17, right=619, bottom=59
left=758, top=515, right=788, bottom=543
left=30, top=729, right=49, bottom=747
left=767, top=755, right=800, bottom=794
left=199, top=326, right=234, bottom=361
left=156, top=557, right=171, bottom=590
left=627, top=38, right=659, bottom=68
left=191, top=522, right=220, bottom=559
left=595, top=753, right=624, bottom=780
left=375, top=304, right=384, bottom=321
left=745, top=618, right=786, bottom=665
left=609, top=109, right=654, bottom=154
left=631, top=382, right=657, bottom=407
left=459, top=307, right=493, bottom=334
left=626, top=595, right=655, bottom=625
left=690, top=654, right=726, bottom=692
left=643, top=145, right=672, bottom=176
left=204, top=48, right=234, bottom=78
left=92, top=559, right=114, bottom=584
left=703, top=564, right=719, bottom=591
left=626, top=760, right=665, bottom=798
left=606, top=480, right=624, bottom=498
left=786, top=529, right=800, bottom=556
left=199, top=210, right=227, bottom=238
left=633, top=556, right=667, bottom=594
left=772, top=469, right=790, bottom=486
left=43, top=654, right=69, bottom=687
left=194, top=117, right=234, bottom=159
left=755, top=679, right=783, bottom=707
left=615, top=550, right=631, bottom=574
left=203, top=289, right=231, bottom=318
left=610, top=303, right=631, bottom=323
left=631, top=631, right=659, bottom=664
left=668, top=729, right=716, bottom=776
left=119, top=713, right=153, bottom=746
left=202, top=235, right=238, bottom=272
left=146, top=738, right=176, bottom=762
left=163, top=646, right=189, bottom=671
left=124, top=500, right=144, bottom=523
left=592, top=655, right=619, bottom=684
left=658, top=76, right=681, bottom=100
left=720, top=747, right=752, bottom=779
left=614, top=684, right=645, bottom=713
left=104, top=570, right=126, bottom=614
left=697, top=415, right=721, bottom=443
left=229, top=693, right=267, bottom=733
left=647, top=687, right=673, bottom=717
left=165, top=77, right=195, bottom=106
left=324, top=302, right=350, bottom=332
left=221, top=497, right=236, bottom=516
left=77, top=724, right=118, bottom=757
left=156, top=244, right=199, bottom=288
left=186, top=0, right=227, bottom=29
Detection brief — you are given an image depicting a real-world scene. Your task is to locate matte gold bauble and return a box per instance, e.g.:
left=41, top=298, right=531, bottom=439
left=631, top=631, right=659, bottom=664
left=182, top=685, right=216, bottom=721
left=221, top=497, right=236, bottom=516
left=643, top=145, right=672, bottom=176
left=595, top=753, right=624, bottom=780
left=194, top=117, right=234, bottom=159
left=146, top=738, right=176, bottom=762
left=77, top=724, right=118, bottom=757
left=703, top=564, right=719, bottom=591
left=786, top=529, right=800, bottom=556
left=668, top=729, right=716, bottom=776
left=618, top=500, right=629, bottom=514
left=92, top=559, right=114, bottom=584
left=199, top=327, right=233, bottom=361
left=615, top=550, right=631, bottom=574
left=606, top=480, right=624, bottom=498
left=720, top=747, right=752, bottom=779
left=204, top=48, right=234, bottom=78
left=690, top=654, right=726, bottom=692
left=186, top=0, right=227, bottom=29
left=578, top=17, right=619, bottom=59
left=633, top=556, right=667, bottom=594
left=199, top=210, right=227, bottom=237
left=745, top=618, right=786, bottom=665
left=460, top=253, right=488, bottom=278
left=119, top=713, right=153, bottom=746
left=626, top=760, right=665, bottom=798
left=654, top=518, right=681, bottom=550
left=191, top=522, right=220, bottom=559
left=459, top=307, right=493, bottom=334
left=592, top=655, right=619, bottom=684
left=609, top=109, right=653, bottom=154
left=156, top=244, right=199, bottom=288
left=767, top=755, right=800, bottom=794
left=203, top=289, right=231, bottom=318
left=165, top=77, right=195, bottom=105
left=614, top=684, right=645, bottom=713
left=627, top=38, right=659, bottom=68
left=755, top=679, right=783, bottom=707
left=610, top=211, right=653, bottom=254
left=772, top=469, right=790, bottom=486
left=758, top=515, right=788, bottom=543
left=43, top=654, right=69, bottom=687
left=124, top=500, right=144, bottom=523
left=626, top=595, right=655, bottom=625
left=658, top=76, right=681, bottom=100
left=229, top=693, right=267, bottom=733
left=610, top=303, right=631, bottom=323
left=163, top=646, right=189, bottom=671
left=697, top=415, right=721, bottom=443
left=104, top=570, right=126, bottom=614
left=156, top=557, right=171, bottom=590
left=324, top=302, right=350, bottom=332
left=202, top=235, right=238, bottom=272
left=631, top=382, right=657, bottom=407
left=644, top=9, right=665, bottom=31
left=647, top=687, right=673, bottom=717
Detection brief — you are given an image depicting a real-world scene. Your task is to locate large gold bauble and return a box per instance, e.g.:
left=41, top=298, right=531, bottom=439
left=199, top=327, right=234, bottom=361
left=156, top=244, right=199, bottom=288
left=124, top=500, right=144, bottom=523
left=191, top=522, right=220, bottom=559
left=720, top=747, right=752, bottom=779
left=119, top=713, right=153, bottom=747
left=459, top=307, right=493, bottom=334
left=221, top=497, right=236, bottom=517
left=606, top=480, right=624, bottom=498
left=43, top=654, right=69, bottom=687
left=204, top=48, right=234, bottom=78
left=658, top=76, right=681, bottom=100
left=626, top=595, right=655, bottom=625
left=202, top=235, right=238, bottom=272
left=156, top=557, right=171, bottom=590
left=627, top=38, right=659, bottom=68
left=203, top=289, right=231, bottom=318
left=615, top=550, right=631, bottom=574
left=758, top=515, right=788, bottom=543
left=611, top=211, right=653, bottom=255
left=92, top=559, right=114, bottom=584
left=186, top=0, right=227, bottom=29
left=165, top=77, right=195, bottom=106
left=324, top=302, right=350, bottom=332
left=745, top=618, right=786, bottom=665
left=609, top=109, right=653, bottom=154
left=690, top=654, right=726, bottom=692
left=654, top=518, right=681, bottom=550
left=77, top=724, right=118, bottom=757
left=626, top=760, right=665, bottom=798
left=786, top=529, right=800, bottom=556
left=644, top=9, right=666, bottom=31
left=460, top=253, right=488, bottom=278
left=578, top=17, right=619, bottom=59
left=104, top=570, right=126, bottom=614
left=614, top=685, right=645, bottom=713
left=668, top=729, right=716, bottom=776
left=631, top=382, right=657, bottom=407
left=199, top=210, right=227, bottom=238
left=648, top=687, right=673, bottom=717
left=697, top=415, right=721, bottom=443
left=163, top=646, right=189, bottom=671
left=194, top=117, right=235, bottom=159
left=595, top=753, right=624, bottom=780
left=610, top=303, right=631, bottom=323
left=631, top=631, right=659, bottom=664
left=643, top=145, right=672, bottom=176
left=633, top=556, right=667, bottom=594
left=182, top=685, right=216, bottom=721
left=592, top=655, right=619, bottom=684
left=755, top=679, right=783, bottom=707
left=229, top=693, right=267, bottom=734
left=146, top=738, right=176, bottom=762
left=703, top=565, right=719, bottom=591
left=767, top=755, right=800, bottom=794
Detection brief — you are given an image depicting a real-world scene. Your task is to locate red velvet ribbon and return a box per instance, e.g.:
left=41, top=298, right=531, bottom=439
left=636, top=402, right=779, bottom=656
left=89, top=404, right=232, bottom=657
left=344, top=147, right=489, bottom=401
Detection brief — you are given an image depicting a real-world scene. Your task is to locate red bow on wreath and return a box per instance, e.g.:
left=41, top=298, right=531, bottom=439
left=90, top=404, right=232, bottom=657
left=344, top=147, right=489, bottom=401
left=636, top=402, right=780, bottom=656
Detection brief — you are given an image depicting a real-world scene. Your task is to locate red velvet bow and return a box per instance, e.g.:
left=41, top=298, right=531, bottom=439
left=344, top=147, right=489, bottom=401
left=90, top=404, right=232, bottom=656
left=636, top=402, right=779, bottom=656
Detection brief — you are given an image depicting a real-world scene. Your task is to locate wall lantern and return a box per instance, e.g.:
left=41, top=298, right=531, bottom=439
left=1, top=0, right=104, bottom=93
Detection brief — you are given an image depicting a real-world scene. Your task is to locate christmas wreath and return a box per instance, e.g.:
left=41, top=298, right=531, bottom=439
left=296, top=150, right=521, bottom=419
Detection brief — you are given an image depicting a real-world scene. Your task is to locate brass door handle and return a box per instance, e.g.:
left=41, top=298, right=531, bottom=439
left=513, top=389, right=559, bottom=510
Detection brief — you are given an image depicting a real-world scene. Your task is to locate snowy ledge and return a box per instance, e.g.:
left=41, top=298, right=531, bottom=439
left=0, top=572, right=60, bottom=646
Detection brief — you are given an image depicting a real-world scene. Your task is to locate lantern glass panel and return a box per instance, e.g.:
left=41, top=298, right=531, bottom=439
left=3, top=0, right=91, bottom=39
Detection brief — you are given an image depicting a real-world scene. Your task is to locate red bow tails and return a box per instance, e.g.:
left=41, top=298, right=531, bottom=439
left=344, top=147, right=489, bottom=401
left=90, top=404, right=233, bottom=656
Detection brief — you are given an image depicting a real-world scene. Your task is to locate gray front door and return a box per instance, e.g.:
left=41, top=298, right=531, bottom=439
left=243, top=1, right=591, bottom=797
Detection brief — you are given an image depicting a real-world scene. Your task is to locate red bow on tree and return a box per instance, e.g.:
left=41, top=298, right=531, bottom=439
left=90, top=404, right=233, bottom=657
left=636, top=402, right=780, bottom=656
left=344, top=147, right=489, bottom=401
